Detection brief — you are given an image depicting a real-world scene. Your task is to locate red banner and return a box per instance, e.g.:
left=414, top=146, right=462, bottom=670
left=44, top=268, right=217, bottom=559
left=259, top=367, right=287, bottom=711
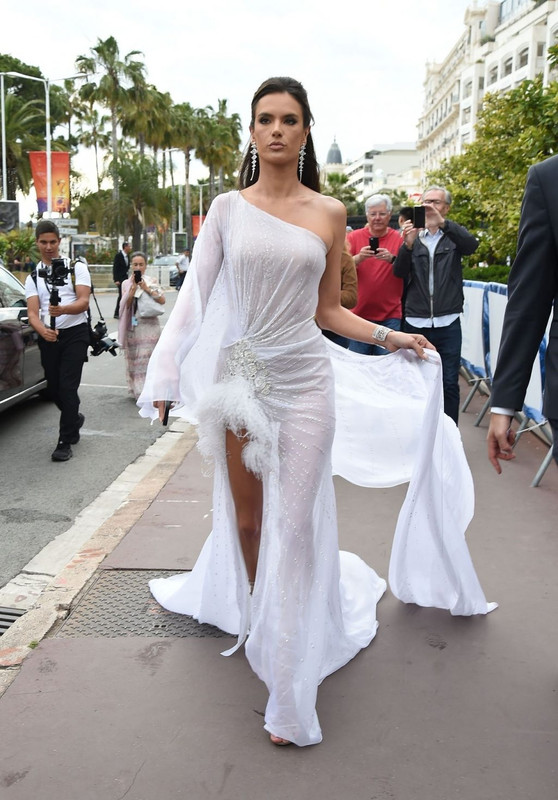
left=192, top=215, right=206, bottom=237
left=29, top=151, right=70, bottom=214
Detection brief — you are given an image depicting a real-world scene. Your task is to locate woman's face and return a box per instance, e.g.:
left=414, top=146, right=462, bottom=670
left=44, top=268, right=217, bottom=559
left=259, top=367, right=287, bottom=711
left=250, top=92, right=309, bottom=166
left=131, top=255, right=146, bottom=273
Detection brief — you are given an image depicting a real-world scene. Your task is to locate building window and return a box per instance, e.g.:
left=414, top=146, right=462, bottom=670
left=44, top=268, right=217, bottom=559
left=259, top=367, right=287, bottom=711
left=488, top=65, right=498, bottom=85
left=462, top=106, right=471, bottom=124
left=503, top=57, right=513, bottom=76
left=517, top=47, right=529, bottom=68
left=537, top=42, right=545, bottom=58
left=479, top=76, right=485, bottom=91
left=463, top=80, right=473, bottom=99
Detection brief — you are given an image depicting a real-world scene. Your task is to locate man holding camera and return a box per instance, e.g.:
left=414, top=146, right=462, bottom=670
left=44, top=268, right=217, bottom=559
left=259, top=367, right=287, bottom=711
left=393, top=186, right=478, bottom=425
left=25, top=220, right=92, bottom=462
left=346, top=193, right=404, bottom=355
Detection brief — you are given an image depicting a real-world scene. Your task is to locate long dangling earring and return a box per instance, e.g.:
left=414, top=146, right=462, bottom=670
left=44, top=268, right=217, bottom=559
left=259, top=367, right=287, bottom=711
left=298, top=142, right=306, bottom=182
left=250, top=141, right=258, bottom=181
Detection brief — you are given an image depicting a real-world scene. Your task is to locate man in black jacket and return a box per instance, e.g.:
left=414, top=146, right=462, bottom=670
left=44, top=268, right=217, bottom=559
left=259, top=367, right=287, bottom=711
left=487, top=155, right=558, bottom=471
left=393, top=186, right=478, bottom=424
left=112, top=241, right=131, bottom=318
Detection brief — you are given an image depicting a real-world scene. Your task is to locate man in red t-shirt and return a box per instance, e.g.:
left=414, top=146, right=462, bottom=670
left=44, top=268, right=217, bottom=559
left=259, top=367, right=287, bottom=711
left=346, top=194, right=404, bottom=354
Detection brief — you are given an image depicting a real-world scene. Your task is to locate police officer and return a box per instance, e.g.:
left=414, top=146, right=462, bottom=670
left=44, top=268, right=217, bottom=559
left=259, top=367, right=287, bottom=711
left=25, top=220, right=92, bottom=461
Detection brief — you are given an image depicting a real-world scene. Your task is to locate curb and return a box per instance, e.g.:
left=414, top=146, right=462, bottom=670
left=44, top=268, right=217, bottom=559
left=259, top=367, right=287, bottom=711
left=0, top=420, right=198, bottom=697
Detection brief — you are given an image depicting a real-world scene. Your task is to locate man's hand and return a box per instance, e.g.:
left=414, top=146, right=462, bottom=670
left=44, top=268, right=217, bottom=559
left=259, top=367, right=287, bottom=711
left=374, top=247, right=395, bottom=262
left=401, top=220, right=419, bottom=249
left=423, top=201, right=445, bottom=229
left=42, top=326, right=58, bottom=342
left=487, top=413, right=515, bottom=474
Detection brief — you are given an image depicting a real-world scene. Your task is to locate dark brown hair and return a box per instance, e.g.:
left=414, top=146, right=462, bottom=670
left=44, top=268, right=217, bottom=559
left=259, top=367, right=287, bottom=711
left=35, top=220, right=60, bottom=240
left=238, top=77, right=320, bottom=192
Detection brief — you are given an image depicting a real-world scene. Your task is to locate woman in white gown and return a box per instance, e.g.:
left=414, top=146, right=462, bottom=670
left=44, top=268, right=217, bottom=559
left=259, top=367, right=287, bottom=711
left=137, top=77, right=433, bottom=747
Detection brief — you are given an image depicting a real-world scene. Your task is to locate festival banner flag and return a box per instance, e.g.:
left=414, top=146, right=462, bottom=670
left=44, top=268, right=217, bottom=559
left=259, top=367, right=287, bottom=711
left=29, top=151, right=70, bottom=214
left=192, top=215, right=206, bottom=237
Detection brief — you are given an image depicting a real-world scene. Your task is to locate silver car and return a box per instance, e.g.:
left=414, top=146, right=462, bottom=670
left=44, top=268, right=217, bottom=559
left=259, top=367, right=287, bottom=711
left=0, top=265, right=47, bottom=412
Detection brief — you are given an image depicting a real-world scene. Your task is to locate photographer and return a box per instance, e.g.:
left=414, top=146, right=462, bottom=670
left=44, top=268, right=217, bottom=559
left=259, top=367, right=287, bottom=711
left=393, top=186, right=478, bottom=425
left=118, top=251, right=165, bottom=400
left=25, top=220, right=91, bottom=462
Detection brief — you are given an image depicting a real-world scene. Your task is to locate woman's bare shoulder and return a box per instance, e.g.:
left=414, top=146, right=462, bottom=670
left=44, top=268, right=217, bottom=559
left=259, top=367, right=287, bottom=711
left=311, top=193, right=346, bottom=222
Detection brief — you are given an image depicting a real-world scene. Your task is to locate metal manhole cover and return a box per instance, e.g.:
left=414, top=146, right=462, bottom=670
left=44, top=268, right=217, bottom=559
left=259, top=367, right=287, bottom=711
left=56, top=570, right=232, bottom=639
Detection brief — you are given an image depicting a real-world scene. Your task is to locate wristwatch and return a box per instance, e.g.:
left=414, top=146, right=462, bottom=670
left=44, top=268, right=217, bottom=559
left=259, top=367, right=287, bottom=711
left=372, top=325, right=391, bottom=342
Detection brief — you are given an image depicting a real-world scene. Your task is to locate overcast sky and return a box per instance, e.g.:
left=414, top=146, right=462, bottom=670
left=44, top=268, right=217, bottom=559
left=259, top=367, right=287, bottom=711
left=3, top=0, right=473, bottom=208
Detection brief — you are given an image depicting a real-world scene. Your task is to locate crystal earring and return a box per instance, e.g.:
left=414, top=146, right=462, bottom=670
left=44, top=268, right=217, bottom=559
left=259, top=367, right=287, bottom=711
left=298, top=142, right=306, bottom=182
left=250, top=141, right=258, bottom=181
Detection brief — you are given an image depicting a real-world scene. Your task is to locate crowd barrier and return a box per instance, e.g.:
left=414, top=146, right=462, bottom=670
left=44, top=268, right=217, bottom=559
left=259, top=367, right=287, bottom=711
left=461, top=280, right=553, bottom=486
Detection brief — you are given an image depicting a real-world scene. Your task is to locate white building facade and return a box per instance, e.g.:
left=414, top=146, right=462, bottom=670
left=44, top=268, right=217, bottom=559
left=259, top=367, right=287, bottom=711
left=418, top=0, right=558, bottom=175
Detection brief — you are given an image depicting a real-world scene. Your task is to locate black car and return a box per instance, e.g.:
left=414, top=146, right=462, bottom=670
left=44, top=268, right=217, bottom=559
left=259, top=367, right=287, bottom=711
left=0, top=265, right=47, bottom=412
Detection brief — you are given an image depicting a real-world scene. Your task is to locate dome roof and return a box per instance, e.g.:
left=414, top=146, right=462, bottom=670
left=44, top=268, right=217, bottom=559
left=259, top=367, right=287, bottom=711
left=326, top=138, right=342, bottom=165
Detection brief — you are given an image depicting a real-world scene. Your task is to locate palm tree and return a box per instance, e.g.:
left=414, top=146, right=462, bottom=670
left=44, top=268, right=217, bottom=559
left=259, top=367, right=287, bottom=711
left=172, top=102, right=200, bottom=247
left=75, top=36, right=146, bottom=205
left=322, top=172, right=359, bottom=215
left=213, top=99, right=242, bottom=194
left=74, top=189, right=114, bottom=235
left=75, top=104, right=110, bottom=191
left=1, top=95, right=43, bottom=199
left=117, top=155, right=161, bottom=250
left=196, top=102, right=242, bottom=202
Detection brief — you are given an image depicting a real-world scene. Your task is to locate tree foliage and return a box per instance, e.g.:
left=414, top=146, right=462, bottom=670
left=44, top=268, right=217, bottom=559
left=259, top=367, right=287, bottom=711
left=322, top=172, right=359, bottom=215
left=0, top=55, right=71, bottom=199
left=428, top=76, right=558, bottom=263
left=2, top=41, right=242, bottom=241
left=0, top=228, right=36, bottom=265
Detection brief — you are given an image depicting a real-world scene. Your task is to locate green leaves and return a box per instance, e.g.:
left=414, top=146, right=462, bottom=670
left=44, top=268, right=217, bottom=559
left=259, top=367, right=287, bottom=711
left=427, top=76, right=558, bottom=265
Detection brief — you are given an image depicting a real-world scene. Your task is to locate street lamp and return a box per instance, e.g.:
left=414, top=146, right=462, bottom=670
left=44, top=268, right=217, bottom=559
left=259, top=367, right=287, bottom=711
left=0, top=71, right=82, bottom=215
left=7, top=72, right=51, bottom=215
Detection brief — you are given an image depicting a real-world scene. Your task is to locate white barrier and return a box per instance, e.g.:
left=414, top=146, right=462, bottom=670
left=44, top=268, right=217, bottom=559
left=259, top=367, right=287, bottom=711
left=461, top=280, right=553, bottom=485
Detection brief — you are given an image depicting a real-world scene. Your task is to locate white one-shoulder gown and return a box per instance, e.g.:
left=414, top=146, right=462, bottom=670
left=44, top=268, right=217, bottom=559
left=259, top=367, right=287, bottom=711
left=138, top=191, right=495, bottom=747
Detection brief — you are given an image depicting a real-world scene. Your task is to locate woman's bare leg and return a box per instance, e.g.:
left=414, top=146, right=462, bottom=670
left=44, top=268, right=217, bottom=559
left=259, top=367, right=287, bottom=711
left=225, top=429, right=263, bottom=584
left=227, top=429, right=291, bottom=746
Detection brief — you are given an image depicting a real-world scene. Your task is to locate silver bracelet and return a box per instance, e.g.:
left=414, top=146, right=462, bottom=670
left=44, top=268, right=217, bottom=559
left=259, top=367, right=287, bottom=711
left=372, top=325, right=391, bottom=342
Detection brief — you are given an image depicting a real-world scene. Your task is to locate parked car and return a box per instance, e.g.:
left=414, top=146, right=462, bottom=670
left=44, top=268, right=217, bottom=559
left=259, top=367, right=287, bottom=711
left=152, top=254, right=180, bottom=287
left=0, top=265, right=47, bottom=412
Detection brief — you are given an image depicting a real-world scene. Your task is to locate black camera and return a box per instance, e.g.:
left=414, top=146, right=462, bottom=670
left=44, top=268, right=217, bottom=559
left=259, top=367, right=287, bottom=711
left=89, top=320, right=119, bottom=357
left=38, top=257, right=74, bottom=286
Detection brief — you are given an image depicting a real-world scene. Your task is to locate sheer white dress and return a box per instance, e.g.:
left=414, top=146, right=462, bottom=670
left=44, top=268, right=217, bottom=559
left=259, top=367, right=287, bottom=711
left=138, top=191, right=495, bottom=747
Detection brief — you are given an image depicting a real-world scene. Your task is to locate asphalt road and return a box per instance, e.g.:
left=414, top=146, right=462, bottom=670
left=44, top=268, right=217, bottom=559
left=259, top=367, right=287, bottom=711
left=0, top=289, right=178, bottom=589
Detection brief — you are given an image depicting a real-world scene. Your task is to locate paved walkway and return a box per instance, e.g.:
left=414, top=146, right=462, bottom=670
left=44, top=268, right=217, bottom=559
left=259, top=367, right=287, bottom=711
left=0, top=384, right=556, bottom=800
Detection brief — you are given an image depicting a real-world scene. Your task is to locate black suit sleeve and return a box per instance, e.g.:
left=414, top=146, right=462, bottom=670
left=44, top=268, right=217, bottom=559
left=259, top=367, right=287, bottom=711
left=112, top=252, right=128, bottom=283
left=491, top=162, right=557, bottom=410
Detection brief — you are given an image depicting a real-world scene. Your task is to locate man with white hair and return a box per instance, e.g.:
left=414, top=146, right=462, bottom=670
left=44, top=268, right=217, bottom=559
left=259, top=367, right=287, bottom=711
left=346, top=194, right=404, bottom=355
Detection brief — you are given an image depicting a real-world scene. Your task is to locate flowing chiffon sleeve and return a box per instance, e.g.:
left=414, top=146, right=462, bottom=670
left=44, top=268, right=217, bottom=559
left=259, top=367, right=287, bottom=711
left=137, top=194, right=229, bottom=421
